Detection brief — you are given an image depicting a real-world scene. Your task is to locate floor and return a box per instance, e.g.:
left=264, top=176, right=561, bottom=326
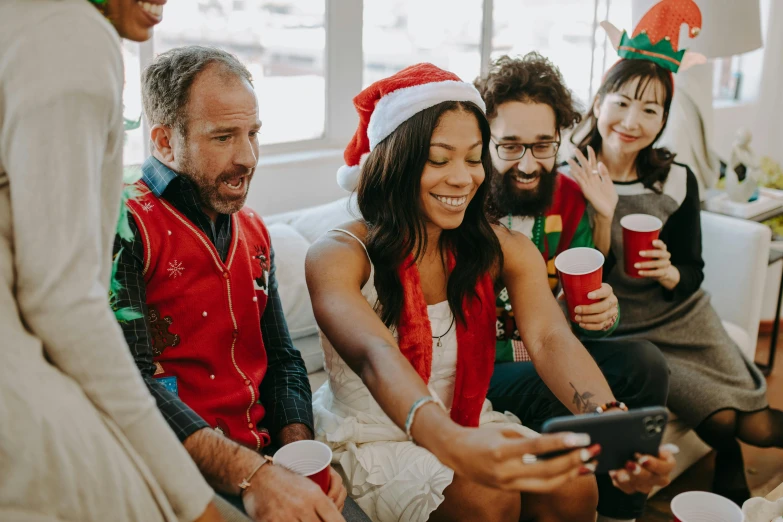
left=641, top=331, right=783, bottom=520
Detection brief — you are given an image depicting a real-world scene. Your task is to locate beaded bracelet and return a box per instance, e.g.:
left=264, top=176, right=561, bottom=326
left=595, top=401, right=628, bottom=414
left=404, top=390, right=447, bottom=442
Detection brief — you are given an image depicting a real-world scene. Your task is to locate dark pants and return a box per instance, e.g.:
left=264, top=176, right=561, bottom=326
left=487, top=338, right=670, bottom=520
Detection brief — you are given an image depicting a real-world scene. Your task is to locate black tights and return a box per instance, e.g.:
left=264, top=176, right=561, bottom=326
left=694, top=407, right=783, bottom=504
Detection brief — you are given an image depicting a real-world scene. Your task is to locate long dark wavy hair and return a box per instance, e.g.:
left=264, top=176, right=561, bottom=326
left=357, top=101, right=501, bottom=328
left=572, top=59, right=676, bottom=192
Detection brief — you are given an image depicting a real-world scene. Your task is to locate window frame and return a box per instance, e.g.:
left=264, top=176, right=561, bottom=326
left=136, top=0, right=622, bottom=160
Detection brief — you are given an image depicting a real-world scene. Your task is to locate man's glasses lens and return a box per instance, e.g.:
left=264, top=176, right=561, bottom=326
left=497, top=142, right=559, bottom=160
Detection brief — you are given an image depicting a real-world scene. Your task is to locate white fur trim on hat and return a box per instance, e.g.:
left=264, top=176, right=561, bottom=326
left=367, top=80, right=486, bottom=150
left=336, top=152, right=370, bottom=192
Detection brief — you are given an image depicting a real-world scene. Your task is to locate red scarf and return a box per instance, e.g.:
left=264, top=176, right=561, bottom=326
left=395, top=255, right=496, bottom=427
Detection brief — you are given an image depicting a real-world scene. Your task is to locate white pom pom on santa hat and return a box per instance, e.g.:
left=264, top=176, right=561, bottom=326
left=336, top=63, right=486, bottom=192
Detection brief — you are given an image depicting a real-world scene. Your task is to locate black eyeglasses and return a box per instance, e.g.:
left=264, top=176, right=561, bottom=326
left=491, top=139, right=561, bottom=161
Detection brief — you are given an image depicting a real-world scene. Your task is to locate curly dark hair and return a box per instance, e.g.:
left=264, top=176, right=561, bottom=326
left=473, top=53, right=583, bottom=132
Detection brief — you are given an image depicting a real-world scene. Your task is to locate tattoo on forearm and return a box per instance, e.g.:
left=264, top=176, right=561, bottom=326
left=570, top=382, right=598, bottom=413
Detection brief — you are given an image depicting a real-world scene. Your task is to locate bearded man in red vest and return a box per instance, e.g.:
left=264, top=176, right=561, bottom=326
left=113, top=46, right=368, bottom=522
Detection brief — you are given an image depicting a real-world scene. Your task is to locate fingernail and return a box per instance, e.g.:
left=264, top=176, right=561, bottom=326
left=660, top=443, right=680, bottom=455
left=617, top=470, right=630, bottom=483
left=564, top=433, right=591, bottom=448
left=579, top=462, right=596, bottom=475
left=634, top=263, right=641, bottom=268
left=626, top=462, right=641, bottom=475
left=587, top=293, right=595, bottom=299
left=638, top=455, right=651, bottom=467
left=574, top=315, right=581, bottom=322
left=580, top=444, right=602, bottom=462
left=574, top=306, right=582, bottom=314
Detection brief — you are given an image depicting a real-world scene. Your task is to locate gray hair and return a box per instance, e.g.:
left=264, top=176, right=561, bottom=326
left=142, top=45, right=253, bottom=135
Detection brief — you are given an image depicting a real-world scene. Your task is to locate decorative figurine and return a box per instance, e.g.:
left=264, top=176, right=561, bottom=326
left=726, top=128, right=763, bottom=203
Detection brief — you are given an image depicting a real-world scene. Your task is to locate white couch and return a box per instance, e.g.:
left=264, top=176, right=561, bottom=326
left=265, top=198, right=771, bottom=491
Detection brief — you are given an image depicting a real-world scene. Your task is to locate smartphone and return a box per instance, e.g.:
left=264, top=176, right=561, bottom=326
left=540, top=406, right=668, bottom=473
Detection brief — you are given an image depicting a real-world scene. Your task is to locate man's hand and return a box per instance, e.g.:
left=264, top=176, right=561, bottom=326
left=573, top=283, right=618, bottom=331
left=243, top=464, right=345, bottom=522
left=326, top=468, right=347, bottom=511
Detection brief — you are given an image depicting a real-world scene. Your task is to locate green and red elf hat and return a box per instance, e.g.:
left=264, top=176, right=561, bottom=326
left=601, top=0, right=707, bottom=74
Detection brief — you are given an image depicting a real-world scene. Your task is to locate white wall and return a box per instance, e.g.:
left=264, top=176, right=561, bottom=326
left=247, top=149, right=346, bottom=216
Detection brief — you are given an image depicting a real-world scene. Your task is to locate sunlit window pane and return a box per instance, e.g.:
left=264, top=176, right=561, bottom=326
left=123, top=41, right=145, bottom=166
left=152, top=0, right=325, bottom=146
left=363, top=0, right=483, bottom=87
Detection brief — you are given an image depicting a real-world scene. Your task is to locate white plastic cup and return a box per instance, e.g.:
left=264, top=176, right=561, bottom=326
left=671, top=491, right=744, bottom=522
left=273, top=440, right=332, bottom=493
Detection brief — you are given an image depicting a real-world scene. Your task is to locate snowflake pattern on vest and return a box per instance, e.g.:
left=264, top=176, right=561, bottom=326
left=253, top=245, right=269, bottom=295
left=167, top=260, right=185, bottom=279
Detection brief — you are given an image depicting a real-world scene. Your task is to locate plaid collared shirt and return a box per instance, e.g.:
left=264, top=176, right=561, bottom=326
left=113, top=156, right=313, bottom=442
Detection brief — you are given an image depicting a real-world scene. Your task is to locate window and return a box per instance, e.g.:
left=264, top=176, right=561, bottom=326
left=152, top=0, right=326, bottom=146
left=121, top=0, right=645, bottom=167
left=492, top=0, right=630, bottom=106
left=363, top=0, right=483, bottom=86
left=123, top=41, right=145, bottom=167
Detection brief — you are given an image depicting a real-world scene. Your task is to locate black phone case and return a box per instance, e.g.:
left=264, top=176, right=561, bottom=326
left=541, top=406, right=669, bottom=473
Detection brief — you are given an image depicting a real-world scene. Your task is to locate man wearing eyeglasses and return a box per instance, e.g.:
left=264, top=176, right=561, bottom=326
left=475, top=53, right=671, bottom=522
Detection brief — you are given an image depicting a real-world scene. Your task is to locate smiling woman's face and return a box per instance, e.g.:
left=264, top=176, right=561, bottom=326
left=419, top=109, right=485, bottom=232
left=103, top=0, right=165, bottom=42
left=594, top=75, right=666, bottom=157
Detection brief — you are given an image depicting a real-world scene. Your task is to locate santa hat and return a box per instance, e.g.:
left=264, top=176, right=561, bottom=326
left=600, top=0, right=705, bottom=74
left=336, top=63, right=486, bottom=192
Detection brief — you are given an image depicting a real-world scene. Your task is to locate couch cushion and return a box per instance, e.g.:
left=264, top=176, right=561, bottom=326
left=294, top=333, right=324, bottom=374
left=282, top=196, right=358, bottom=244
left=267, top=222, right=317, bottom=339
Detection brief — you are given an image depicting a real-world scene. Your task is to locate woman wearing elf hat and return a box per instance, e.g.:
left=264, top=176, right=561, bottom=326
left=0, top=1, right=222, bottom=521
left=306, top=63, right=675, bottom=522
left=573, top=0, right=780, bottom=503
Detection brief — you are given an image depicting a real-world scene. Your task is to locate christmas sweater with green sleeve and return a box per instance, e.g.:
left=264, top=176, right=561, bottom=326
left=496, top=173, right=619, bottom=363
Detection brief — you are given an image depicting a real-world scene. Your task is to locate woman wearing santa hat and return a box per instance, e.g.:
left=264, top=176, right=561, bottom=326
left=306, top=63, right=674, bottom=522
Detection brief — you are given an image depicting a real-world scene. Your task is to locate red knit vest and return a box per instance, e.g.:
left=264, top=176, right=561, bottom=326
left=127, top=182, right=272, bottom=450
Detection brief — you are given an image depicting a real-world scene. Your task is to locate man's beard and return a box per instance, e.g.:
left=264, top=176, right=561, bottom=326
left=489, top=163, right=557, bottom=219
left=178, top=150, right=253, bottom=216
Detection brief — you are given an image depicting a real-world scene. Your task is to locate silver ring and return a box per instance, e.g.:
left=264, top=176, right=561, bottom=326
left=522, top=454, right=538, bottom=464
left=591, top=170, right=599, bottom=175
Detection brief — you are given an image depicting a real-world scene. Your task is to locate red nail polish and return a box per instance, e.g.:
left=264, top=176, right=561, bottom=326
left=588, top=444, right=602, bottom=458
left=579, top=465, right=595, bottom=476
left=625, top=462, right=636, bottom=472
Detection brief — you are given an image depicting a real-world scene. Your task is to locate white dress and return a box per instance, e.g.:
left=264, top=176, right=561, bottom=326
left=312, top=230, right=536, bottom=522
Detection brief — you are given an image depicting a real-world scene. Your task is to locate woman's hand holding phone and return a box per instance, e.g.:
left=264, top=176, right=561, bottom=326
left=444, top=424, right=599, bottom=494
left=608, top=444, right=679, bottom=494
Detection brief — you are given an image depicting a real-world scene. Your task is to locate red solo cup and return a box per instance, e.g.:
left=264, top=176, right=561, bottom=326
left=671, top=491, right=744, bottom=522
left=620, top=214, right=663, bottom=278
left=273, top=440, right=332, bottom=494
left=554, top=247, right=604, bottom=323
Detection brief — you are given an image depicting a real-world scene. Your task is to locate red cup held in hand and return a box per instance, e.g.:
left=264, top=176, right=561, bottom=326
left=273, top=440, right=333, bottom=493
left=670, top=491, right=744, bottom=522
left=554, top=247, right=604, bottom=323
left=620, top=214, right=663, bottom=279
